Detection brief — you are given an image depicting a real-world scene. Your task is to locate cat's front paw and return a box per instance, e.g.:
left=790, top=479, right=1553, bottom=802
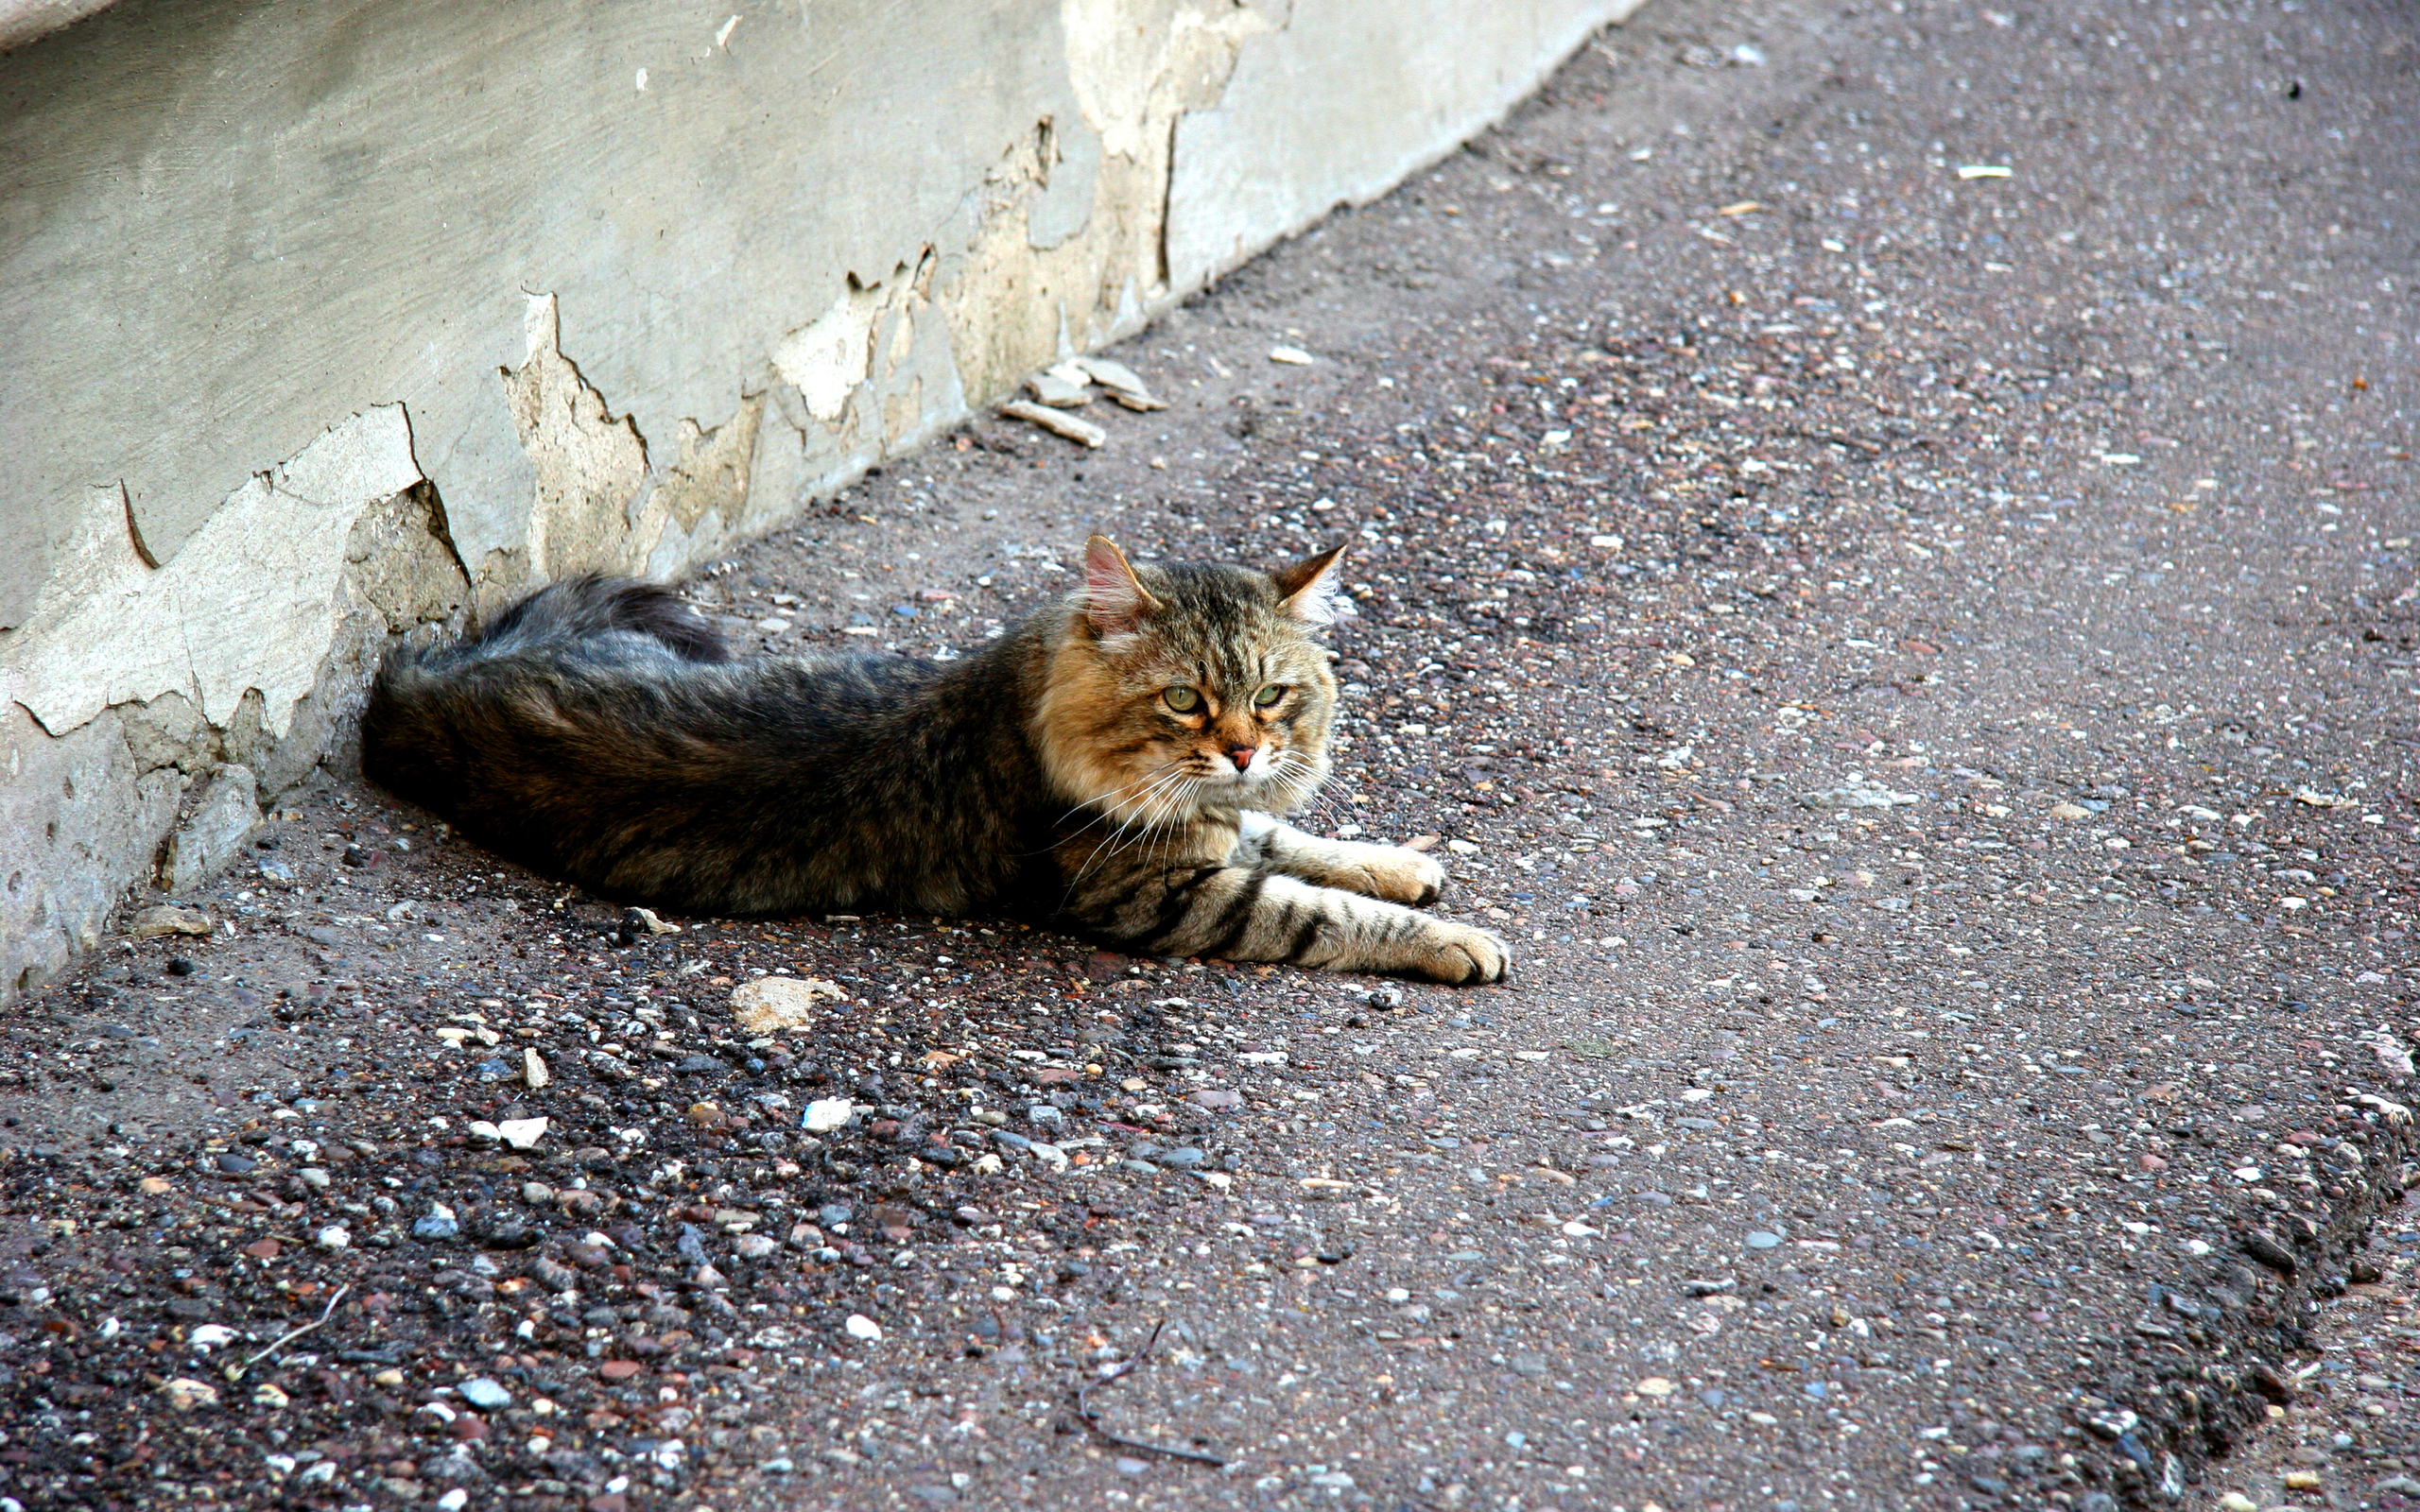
left=1349, top=845, right=1446, bottom=906
left=1406, top=920, right=1510, bottom=986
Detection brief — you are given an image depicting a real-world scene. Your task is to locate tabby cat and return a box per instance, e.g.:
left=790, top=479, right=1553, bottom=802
left=361, top=536, right=1507, bottom=984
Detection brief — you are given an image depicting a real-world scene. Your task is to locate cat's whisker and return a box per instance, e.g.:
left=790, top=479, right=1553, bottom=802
left=1064, top=773, right=1200, bottom=894
left=1058, top=760, right=1187, bottom=838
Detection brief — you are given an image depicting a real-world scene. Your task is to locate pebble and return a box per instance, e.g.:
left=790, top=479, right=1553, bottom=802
left=598, top=1361, right=644, bottom=1382
left=1187, top=1090, right=1242, bottom=1110
left=314, top=1225, right=350, bottom=1251
left=1509, top=1352, right=1548, bottom=1378
left=160, top=1378, right=219, bottom=1410
left=1745, top=1230, right=1783, bottom=1249
left=458, top=1378, right=512, bottom=1410
left=845, top=1314, right=883, bottom=1342
left=731, top=976, right=845, bottom=1034
left=803, top=1098, right=855, bottom=1132
left=214, top=1152, right=256, bottom=1175
left=413, top=1207, right=460, bottom=1242
left=130, top=904, right=214, bottom=938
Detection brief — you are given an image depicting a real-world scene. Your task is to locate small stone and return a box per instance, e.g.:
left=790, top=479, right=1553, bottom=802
left=625, top=906, right=681, bottom=936
left=597, top=1360, right=643, bottom=1381
left=458, top=1378, right=512, bottom=1410
left=522, top=1182, right=555, bottom=1205
left=130, top=904, right=215, bottom=939
left=2240, top=1231, right=2298, bottom=1275
left=496, top=1117, right=548, bottom=1149
left=731, top=976, right=846, bottom=1034
left=314, top=1225, right=351, bottom=1251
left=1000, top=399, right=1105, bottom=448
left=1186, top=1090, right=1242, bottom=1110
left=2048, top=801, right=2092, bottom=820
left=187, top=1323, right=236, bottom=1351
left=1270, top=344, right=1317, bottom=365
left=675, top=1054, right=730, bottom=1075
left=735, top=1233, right=779, bottom=1260
left=1635, top=1377, right=1677, bottom=1398
left=1026, top=367, right=1093, bottom=407
left=140, top=1176, right=174, bottom=1194
left=413, top=1207, right=460, bottom=1242
left=1071, top=355, right=1167, bottom=411
left=845, top=1314, right=883, bottom=1342
left=1157, top=1147, right=1206, bottom=1170
left=214, top=1152, right=257, bottom=1175
left=687, top=1102, right=726, bottom=1127
left=1803, top=782, right=1917, bottom=810
left=299, top=1167, right=330, bottom=1190
left=523, top=1049, right=551, bottom=1089
left=1745, top=1230, right=1783, bottom=1249
left=1028, top=1104, right=1065, bottom=1129
left=160, top=1378, right=219, bottom=1410
left=804, top=1097, right=855, bottom=1132
left=437, top=1490, right=469, bottom=1512
left=1508, top=1352, right=1549, bottom=1378
left=251, top=1383, right=290, bottom=1408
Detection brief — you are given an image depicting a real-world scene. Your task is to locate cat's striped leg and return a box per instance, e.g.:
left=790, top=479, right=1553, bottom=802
left=1231, top=812, right=1445, bottom=905
left=1071, top=860, right=1507, bottom=985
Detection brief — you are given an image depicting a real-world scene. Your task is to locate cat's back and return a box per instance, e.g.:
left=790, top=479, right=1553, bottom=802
left=363, top=576, right=1046, bottom=916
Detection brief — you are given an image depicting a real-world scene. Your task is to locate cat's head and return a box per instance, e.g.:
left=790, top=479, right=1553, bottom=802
left=1035, top=535, right=1349, bottom=827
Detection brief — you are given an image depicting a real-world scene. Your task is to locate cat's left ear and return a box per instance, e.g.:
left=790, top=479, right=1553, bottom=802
left=1272, top=543, right=1352, bottom=626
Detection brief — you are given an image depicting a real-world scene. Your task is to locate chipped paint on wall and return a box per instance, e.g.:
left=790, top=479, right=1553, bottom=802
left=1, top=404, right=430, bottom=741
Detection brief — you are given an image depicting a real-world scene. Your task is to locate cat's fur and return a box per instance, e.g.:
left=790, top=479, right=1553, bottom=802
left=360, top=537, right=1507, bottom=984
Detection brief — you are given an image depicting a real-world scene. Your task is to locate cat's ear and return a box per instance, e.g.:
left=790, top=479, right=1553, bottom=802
left=1272, top=543, right=1351, bottom=626
left=1081, top=534, right=1159, bottom=638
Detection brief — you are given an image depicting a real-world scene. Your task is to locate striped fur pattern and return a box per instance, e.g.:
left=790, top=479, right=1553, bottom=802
left=361, top=537, right=1507, bottom=984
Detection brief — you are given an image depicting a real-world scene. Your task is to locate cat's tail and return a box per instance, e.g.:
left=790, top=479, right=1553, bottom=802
left=460, top=575, right=730, bottom=665
left=361, top=576, right=726, bottom=810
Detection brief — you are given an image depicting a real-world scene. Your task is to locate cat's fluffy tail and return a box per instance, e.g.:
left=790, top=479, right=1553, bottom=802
left=361, top=576, right=726, bottom=810
left=462, top=575, right=730, bottom=665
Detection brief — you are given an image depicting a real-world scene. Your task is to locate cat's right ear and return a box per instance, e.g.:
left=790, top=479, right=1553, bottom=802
left=1081, top=535, right=1159, bottom=638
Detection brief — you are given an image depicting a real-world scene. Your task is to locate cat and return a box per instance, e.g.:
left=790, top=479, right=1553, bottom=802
left=360, top=536, right=1507, bottom=984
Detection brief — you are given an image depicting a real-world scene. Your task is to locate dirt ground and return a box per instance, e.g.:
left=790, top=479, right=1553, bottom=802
left=4, top=1, right=2416, bottom=1510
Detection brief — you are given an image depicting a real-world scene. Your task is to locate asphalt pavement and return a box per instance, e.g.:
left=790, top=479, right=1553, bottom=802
left=3, top=1, right=2415, bottom=1510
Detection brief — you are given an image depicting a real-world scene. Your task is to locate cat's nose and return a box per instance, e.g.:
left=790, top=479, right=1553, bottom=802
left=1228, top=747, right=1256, bottom=772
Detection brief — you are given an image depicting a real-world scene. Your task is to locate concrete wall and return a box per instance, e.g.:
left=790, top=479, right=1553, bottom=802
left=0, top=0, right=1639, bottom=999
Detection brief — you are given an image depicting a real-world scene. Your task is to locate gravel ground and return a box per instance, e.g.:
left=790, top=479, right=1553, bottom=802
left=4, top=2, right=2415, bottom=1511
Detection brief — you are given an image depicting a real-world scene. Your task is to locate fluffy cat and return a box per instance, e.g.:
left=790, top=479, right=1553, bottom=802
left=360, top=536, right=1507, bottom=984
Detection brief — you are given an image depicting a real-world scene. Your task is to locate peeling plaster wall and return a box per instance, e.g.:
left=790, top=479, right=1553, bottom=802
left=0, top=0, right=1640, bottom=1000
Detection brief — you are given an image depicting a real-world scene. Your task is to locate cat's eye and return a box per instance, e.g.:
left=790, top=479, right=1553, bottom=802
left=1163, top=686, right=1201, bottom=713
left=1253, top=684, right=1287, bottom=708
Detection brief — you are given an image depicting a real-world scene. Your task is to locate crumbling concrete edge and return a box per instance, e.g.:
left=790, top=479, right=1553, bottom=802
left=2096, top=1096, right=2414, bottom=1507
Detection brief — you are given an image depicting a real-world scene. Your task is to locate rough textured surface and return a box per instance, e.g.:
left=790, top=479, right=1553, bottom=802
left=0, top=0, right=1636, bottom=1002
left=158, top=767, right=261, bottom=898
